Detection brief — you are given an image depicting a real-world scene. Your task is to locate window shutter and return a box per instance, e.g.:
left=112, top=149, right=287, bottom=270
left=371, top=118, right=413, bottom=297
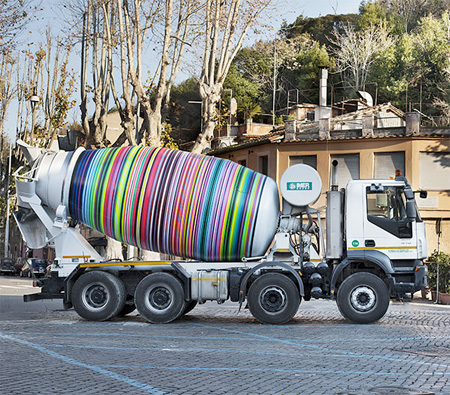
left=420, top=152, right=450, bottom=190
left=289, top=155, right=317, bottom=169
left=374, top=152, right=405, bottom=179
left=331, top=154, right=360, bottom=188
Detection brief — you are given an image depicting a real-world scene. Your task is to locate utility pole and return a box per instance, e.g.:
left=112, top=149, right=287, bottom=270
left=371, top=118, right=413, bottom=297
left=272, top=43, right=277, bottom=127
left=4, top=144, right=12, bottom=256
left=435, top=219, right=442, bottom=304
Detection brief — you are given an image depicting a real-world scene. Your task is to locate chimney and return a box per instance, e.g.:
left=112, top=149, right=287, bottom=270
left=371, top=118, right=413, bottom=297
left=319, top=66, right=328, bottom=107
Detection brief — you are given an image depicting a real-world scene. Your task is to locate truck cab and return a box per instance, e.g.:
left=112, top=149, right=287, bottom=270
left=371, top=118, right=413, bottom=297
left=342, top=176, right=427, bottom=297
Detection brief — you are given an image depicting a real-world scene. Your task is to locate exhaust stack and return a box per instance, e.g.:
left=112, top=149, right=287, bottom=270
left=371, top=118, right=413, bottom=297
left=326, top=160, right=343, bottom=259
left=319, top=66, right=328, bottom=108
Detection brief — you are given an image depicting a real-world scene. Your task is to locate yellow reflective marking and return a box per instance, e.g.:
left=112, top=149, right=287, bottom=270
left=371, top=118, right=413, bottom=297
left=79, top=261, right=171, bottom=268
left=192, top=278, right=226, bottom=281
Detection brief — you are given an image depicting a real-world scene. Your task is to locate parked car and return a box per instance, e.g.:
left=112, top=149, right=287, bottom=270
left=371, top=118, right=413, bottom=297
left=20, top=258, right=49, bottom=278
left=0, top=258, right=15, bottom=275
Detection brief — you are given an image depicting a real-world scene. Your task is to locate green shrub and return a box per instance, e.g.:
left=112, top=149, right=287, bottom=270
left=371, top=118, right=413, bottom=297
left=426, top=251, right=450, bottom=294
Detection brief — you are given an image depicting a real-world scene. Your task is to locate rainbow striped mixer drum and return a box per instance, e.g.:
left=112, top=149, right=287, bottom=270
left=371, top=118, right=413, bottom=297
left=66, top=147, right=280, bottom=262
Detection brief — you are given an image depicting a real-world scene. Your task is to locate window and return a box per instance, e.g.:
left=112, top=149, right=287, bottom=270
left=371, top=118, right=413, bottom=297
left=289, top=155, right=317, bottom=169
left=306, top=111, right=315, bottom=121
left=374, top=152, right=405, bottom=179
left=330, top=154, right=360, bottom=188
left=419, top=152, right=450, bottom=190
left=237, top=159, right=247, bottom=167
left=258, top=155, right=268, bottom=175
left=367, top=186, right=411, bottom=238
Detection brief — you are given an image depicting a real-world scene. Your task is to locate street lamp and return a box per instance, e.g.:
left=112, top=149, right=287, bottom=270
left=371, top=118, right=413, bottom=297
left=30, top=90, right=39, bottom=144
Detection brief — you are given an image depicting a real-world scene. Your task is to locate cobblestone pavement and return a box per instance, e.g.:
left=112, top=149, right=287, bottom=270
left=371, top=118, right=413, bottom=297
left=0, top=288, right=449, bottom=394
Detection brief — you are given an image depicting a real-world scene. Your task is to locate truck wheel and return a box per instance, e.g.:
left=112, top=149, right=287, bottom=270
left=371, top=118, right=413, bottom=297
left=336, top=272, right=390, bottom=324
left=135, top=273, right=186, bottom=324
left=72, top=271, right=126, bottom=321
left=247, top=273, right=300, bottom=324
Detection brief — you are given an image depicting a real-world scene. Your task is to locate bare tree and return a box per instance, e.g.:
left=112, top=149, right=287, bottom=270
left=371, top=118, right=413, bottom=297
left=73, top=0, right=118, bottom=147
left=0, top=52, right=16, bottom=135
left=0, top=0, right=30, bottom=51
left=388, top=0, right=428, bottom=33
left=192, top=0, right=271, bottom=154
left=329, top=23, right=394, bottom=91
left=114, top=0, right=195, bottom=147
left=14, top=36, right=76, bottom=148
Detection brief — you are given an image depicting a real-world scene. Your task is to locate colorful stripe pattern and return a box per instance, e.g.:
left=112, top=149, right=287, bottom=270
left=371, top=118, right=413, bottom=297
left=69, top=146, right=268, bottom=261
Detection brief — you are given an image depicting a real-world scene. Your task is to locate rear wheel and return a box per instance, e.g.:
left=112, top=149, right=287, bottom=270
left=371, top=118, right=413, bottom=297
left=336, top=272, right=390, bottom=324
left=247, top=273, right=300, bottom=324
left=72, top=271, right=126, bottom=321
left=135, top=272, right=186, bottom=324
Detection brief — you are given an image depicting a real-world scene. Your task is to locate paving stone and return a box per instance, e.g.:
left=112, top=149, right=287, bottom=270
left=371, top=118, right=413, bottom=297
left=0, top=299, right=449, bottom=394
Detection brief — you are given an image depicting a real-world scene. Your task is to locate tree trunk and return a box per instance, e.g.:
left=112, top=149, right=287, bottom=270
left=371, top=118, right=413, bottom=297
left=191, top=84, right=221, bottom=154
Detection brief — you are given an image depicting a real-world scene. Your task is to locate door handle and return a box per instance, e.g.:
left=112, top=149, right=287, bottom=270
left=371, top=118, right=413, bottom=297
left=365, top=239, right=376, bottom=247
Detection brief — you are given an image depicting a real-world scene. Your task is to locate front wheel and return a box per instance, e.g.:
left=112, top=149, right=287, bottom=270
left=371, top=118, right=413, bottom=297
left=72, top=271, right=126, bottom=321
left=336, top=272, right=390, bottom=324
left=135, top=272, right=186, bottom=324
left=247, top=273, right=300, bottom=324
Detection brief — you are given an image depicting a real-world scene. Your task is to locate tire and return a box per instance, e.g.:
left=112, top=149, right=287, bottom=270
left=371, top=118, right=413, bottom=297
left=247, top=273, right=300, bottom=324
left=28, top=271, right=31, bottom=278
left=135, top=272, right=186, bottom=324
left=336, top=272, right=390, bottom=324
left=118, top=303, right=136, bottom=316
left=72, top=271, right=126, bottom=321
left=180, top=300, right=197, bottom=317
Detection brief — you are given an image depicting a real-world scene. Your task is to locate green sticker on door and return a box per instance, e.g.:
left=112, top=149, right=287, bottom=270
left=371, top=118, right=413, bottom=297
left=352, top=240, right=359, bottom=247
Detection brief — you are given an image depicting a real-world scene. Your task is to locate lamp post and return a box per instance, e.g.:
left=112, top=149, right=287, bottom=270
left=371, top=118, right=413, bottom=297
left=30, top=90, right=39, bottom=144
left=4, top=143, right=12, bottom=257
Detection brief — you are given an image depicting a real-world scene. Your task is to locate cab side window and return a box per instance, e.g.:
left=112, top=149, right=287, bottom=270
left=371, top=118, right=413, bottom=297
left=366, top=187, right=412, bottom=238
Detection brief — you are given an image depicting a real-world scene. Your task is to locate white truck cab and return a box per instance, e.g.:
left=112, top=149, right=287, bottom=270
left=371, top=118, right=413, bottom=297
left=346, top=179, right=427, bottom=261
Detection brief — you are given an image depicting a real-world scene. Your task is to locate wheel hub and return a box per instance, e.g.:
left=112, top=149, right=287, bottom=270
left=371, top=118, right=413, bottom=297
left=260, top=286, right=287, bottom=312
left=91, top=289, right=107, bottom=304
left=350, top=286, right=376, bottom=312
left=82, top=283, right=109, bottom=310
left=149, top=287, right=171, bottom=310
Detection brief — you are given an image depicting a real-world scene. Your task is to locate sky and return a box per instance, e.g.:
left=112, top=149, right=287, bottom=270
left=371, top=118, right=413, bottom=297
left=4, top=0, right=361, bottom=142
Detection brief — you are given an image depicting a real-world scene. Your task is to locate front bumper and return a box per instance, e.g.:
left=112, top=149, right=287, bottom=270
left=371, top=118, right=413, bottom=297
left=391, top=265, right=428, bottom=294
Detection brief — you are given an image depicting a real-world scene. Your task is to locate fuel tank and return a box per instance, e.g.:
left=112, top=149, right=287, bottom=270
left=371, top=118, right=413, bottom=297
left=31, top=145, right=280, bottom=262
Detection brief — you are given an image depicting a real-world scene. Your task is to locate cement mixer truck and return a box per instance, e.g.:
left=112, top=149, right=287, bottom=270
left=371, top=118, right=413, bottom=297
left=14, top=141, right=428, bottom=324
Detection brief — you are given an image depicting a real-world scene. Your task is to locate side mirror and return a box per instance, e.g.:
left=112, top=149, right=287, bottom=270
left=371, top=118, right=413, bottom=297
left=406, top=200, right=416, bottom=220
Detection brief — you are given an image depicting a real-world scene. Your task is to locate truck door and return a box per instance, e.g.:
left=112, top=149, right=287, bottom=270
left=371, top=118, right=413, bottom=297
left=363, top=185, right=417, bottom=260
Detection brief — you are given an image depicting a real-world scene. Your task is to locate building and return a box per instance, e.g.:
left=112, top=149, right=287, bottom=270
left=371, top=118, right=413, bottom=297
left=210, top=112, right=450, bottom=255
